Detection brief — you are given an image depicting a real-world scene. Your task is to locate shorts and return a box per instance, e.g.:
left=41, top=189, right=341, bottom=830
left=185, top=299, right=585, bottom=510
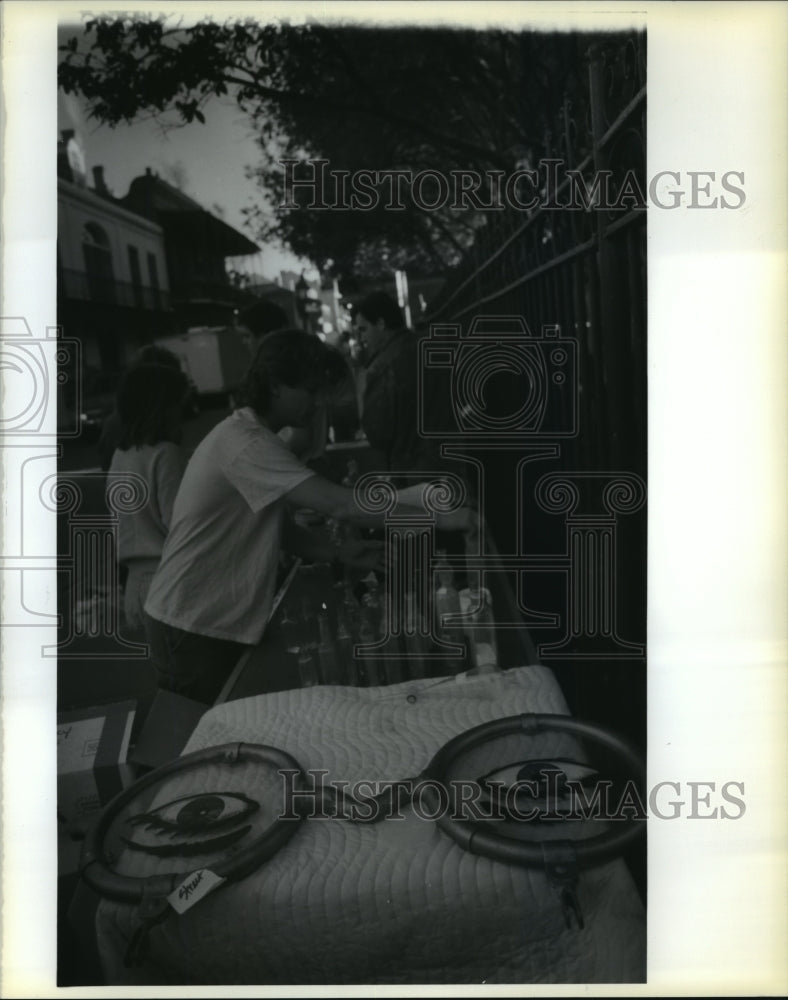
left=143, top=612, right=247, bottom=705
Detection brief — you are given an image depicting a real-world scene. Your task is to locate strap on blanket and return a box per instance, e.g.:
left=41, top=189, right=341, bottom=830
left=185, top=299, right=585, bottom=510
left=124, top=880, right=172, bottom=967
left=542, top=841, right=585, bottom=930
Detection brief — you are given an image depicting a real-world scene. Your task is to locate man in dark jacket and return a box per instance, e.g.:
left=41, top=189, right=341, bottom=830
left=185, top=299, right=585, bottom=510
left=354, top=291, right=462, bottom=484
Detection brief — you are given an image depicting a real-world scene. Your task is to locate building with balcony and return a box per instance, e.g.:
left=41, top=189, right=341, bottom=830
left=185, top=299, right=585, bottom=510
left=57, top=155, right=175, bottom=372
left=120, top=169, right=260, bottom=330
left=57, top=98, right=261, bottom=378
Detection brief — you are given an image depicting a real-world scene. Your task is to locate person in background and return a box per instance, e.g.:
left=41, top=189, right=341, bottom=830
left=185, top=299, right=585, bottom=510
left=322, top=342, right=360, bottom=444
left=107, top=363, right=190, bottom=637
left=353, top=291, right=447, bottom=482
left=98, top=345, right=187, bottom=471
left=144, top=329, right=475, bottom=703
left=237, top=299, right=289, bottom=355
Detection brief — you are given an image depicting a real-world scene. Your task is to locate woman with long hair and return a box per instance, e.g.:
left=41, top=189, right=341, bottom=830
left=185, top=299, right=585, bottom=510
left=108, top=362, right=190, bottom=636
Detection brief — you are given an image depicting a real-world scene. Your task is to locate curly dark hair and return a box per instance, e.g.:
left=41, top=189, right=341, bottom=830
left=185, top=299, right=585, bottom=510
left=354, top=291, right=404, bottom=331
left=116, top=364, right=190, bottom=449
left=236, top=328, right=334, bottom=417
left=238, top=299, right=290, bottom=338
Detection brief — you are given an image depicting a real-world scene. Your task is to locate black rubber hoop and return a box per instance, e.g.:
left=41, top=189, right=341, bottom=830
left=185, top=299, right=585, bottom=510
left=421, top=713, right=645, bottom=868
left=81, top=717, right=645, bottom=902
left=80, top=742, right=307, bottom=902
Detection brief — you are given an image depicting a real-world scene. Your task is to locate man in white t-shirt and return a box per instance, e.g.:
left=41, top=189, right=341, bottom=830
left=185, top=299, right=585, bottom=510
left=237, top=299, right=357, bottom=461
left=145, top=328, right=474, bottom=703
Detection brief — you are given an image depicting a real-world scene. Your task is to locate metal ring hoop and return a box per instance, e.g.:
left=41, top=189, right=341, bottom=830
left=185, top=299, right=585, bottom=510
left=80, top=743, right=307, bottom=902
left=421, top=713, right=645, bottom=868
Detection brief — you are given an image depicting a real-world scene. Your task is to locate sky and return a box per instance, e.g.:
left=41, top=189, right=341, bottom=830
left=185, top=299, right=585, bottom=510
left=57, top=21, right=309, bottom=282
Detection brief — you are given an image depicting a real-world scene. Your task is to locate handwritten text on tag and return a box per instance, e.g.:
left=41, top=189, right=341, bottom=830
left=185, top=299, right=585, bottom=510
left=167, top=868, right=226, bottom=914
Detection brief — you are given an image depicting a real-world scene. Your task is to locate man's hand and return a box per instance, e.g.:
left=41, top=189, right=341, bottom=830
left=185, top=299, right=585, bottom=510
left=337, top=539, right=387, bottom=575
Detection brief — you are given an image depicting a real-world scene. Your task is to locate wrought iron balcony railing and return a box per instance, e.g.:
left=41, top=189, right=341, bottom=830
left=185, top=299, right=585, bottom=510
left=59, top=268, right=171, bottom=311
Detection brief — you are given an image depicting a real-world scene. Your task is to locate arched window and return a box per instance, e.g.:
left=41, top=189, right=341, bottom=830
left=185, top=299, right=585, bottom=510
left=82, top=223, right=115, bottom=302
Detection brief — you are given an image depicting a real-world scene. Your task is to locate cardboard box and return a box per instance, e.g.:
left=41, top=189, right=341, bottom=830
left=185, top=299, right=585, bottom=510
left=127, top=689, right=206, bottom=770
left=57, top=700, right=137, bottom=828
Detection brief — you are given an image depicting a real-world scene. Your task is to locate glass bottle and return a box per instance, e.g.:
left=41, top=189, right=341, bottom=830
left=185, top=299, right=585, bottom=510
left=335, top=609, right=359, bottom=685
left=297, top=646, right=320, bottom=687
left=357, top=610, right=382, bottom=686
left=458, top=579, right=499, bottom=673
left=403, top=589, right=426, bottom=679
left=435, top=548, right=454, bottom=589
left=299, top=596, right=319, bottom=649
left=341, top=582, right=361, bottom=640
left=338, top=460, right=362, bottom=546
left=317, top=606, right=342, bottom=685
left=341, top=458, right=360, bottom=489
left=434, top=550, right=464, bottom=672
left=364, top=576, right=385, bottom=635
left=280, top=604, right=300, bottom=654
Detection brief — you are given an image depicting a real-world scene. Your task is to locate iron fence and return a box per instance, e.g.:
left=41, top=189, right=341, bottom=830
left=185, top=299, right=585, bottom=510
left=428, top=33, right=647, bottom=479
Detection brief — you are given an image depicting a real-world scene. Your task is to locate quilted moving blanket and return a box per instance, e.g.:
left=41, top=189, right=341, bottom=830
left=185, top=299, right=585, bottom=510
left=95, top=666, right=646, bottom=985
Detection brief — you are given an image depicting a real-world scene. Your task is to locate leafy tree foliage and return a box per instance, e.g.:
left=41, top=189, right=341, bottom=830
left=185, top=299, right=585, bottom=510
left=59, top=17, right=591, bottom=278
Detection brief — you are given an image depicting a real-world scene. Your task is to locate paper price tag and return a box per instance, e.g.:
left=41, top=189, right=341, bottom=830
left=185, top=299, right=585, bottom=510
left=167, top=868, right=226, bottom=915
